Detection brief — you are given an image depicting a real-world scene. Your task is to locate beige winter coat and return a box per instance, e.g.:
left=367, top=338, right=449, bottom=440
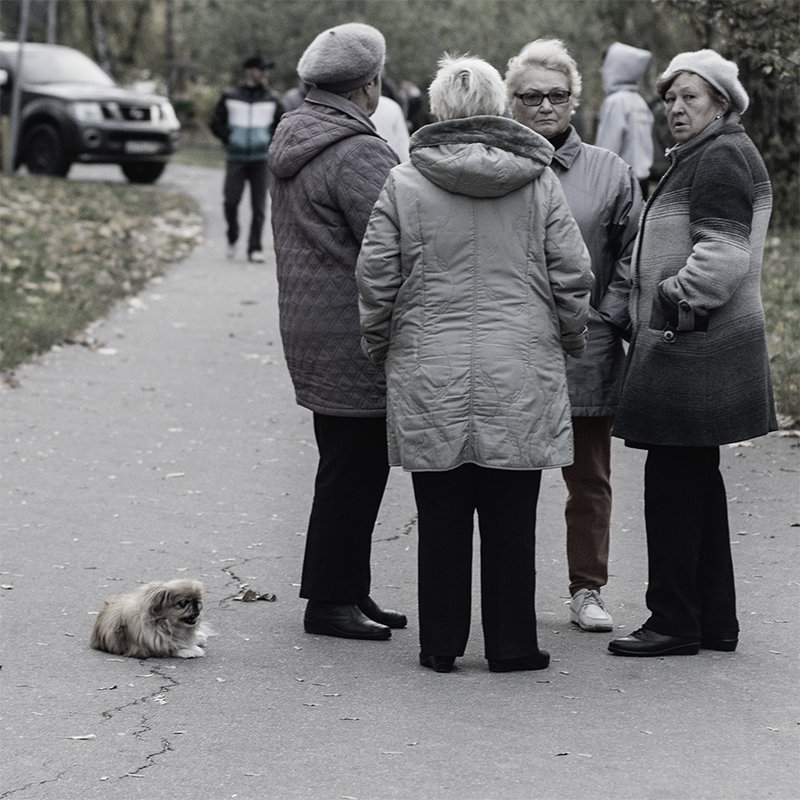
left=356, top=116, right=592, bottom=471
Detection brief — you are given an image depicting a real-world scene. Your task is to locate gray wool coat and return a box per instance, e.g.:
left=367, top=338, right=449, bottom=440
left=613, top=116, right=777, bottom=447
left=356, top=116, right=593, bottom=472
left=269, top=89, right=399, bottom=416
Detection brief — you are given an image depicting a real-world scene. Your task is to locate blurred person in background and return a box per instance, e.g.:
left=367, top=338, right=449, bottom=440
left=210, top=54, right=283, bottom=263
left=595, top=42, right=655, bottom=198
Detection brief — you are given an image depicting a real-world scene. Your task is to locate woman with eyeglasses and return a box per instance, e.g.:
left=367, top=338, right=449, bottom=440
left=506, top=39, right=642, bottom=636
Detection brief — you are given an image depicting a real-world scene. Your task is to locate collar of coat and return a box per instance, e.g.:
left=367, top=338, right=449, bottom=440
left=550, top=125, right=584, bottom=170
left=410, top=115, right=554, bottom=164
left=304, top=86, right=374, bottom=128
left=665, top=113, right=745, bottom=160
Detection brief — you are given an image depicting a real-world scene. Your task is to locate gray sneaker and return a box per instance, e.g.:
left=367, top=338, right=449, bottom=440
left=570, top=588, right=613, bottom=632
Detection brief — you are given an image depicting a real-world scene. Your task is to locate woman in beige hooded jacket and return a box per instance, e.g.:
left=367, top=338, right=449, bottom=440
left=356, top=55, right=591, bottom=673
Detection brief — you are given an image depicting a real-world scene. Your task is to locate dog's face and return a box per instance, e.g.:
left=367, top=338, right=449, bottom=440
left=146, top=579, right=203, bottom=627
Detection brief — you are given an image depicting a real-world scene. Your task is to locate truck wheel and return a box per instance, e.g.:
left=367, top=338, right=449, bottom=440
left=121, top=162, right=166, bottom=184
left=23, top=123, right=71, bottom=177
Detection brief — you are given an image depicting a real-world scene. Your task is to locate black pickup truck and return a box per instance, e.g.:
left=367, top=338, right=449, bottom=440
left=0, top=41, right=180, bottom=183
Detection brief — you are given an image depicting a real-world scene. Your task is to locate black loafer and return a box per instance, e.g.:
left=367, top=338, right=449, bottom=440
left=608, top=627, right=700, bottom=657
left=701, top=636, right=738, bottom=652
left=304, top=601, right=391, bottom=640
left=358, top=596, right=407, bottom=629
left=419, top=652, right=456, bottom=673
left=488, top=650, right=550, bottom=672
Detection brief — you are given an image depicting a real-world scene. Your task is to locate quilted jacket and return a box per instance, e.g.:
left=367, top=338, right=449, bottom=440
left=356, top=116, right=593, bottom=471
left=269, top=89, right=399, bottom=416
left=550, top=126, right=641, bottom=417
left=613, top=116, right=777, bottom=447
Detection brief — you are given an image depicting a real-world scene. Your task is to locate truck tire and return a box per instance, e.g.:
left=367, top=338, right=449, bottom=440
left=23, top=123, right=71, bottom=177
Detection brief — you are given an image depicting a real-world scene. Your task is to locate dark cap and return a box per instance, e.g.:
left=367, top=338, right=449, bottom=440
left=243, top=54, right=274, bottom=70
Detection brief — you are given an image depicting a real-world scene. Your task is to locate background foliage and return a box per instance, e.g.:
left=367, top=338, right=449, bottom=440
left=2, top=0, right=798, bottom=225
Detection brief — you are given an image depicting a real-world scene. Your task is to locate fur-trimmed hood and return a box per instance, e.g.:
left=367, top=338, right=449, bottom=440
left=409, top=116, right=554, bottom=197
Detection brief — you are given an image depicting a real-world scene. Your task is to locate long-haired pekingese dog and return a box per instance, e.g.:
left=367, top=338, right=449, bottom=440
left=90, top=579, right=211, bottom=658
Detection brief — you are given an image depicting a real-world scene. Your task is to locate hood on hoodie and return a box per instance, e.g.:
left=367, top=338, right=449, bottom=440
left=601, top=42, right=651, bottom=94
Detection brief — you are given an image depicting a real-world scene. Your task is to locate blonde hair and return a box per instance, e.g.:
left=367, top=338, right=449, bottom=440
left=505, top=38, right=582, bottom=107
left=428, top=54, right=507, bottom=121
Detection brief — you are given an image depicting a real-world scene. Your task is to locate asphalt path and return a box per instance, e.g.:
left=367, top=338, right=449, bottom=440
left=2, top=162, right=798, bottom=800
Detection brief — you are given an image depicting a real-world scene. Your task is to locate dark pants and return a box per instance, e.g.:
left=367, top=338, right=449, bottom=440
left=223, top=159, right=269, bottom=255
left=643, top=445, right=739, bottom=639
left=299, top=414, right=390, bottom=604
left=561, top=416, right=614, bottom=595
left=412, top=465, right=542, bottom=660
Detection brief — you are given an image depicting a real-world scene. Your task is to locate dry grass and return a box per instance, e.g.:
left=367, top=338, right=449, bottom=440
left=0, top=174, right=202, bottom=374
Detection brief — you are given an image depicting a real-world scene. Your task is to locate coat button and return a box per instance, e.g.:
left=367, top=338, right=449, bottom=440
left=663, top=329, right=676, bottom=343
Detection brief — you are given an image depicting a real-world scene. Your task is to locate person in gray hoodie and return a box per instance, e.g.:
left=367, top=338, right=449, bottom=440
left=595, top=42, right=655, bottom=197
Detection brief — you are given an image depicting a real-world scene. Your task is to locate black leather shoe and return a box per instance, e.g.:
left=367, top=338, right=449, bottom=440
left=304, top=601, right=391, bottom=640
left=488, top=650, right=550, bottom=672
left=358, top=596, right=407, bottom=629
left=608, top=627, right=700, bottom=657
left=419, top=652, right=456, bottom=673
left=701, top=635, right=738, bottom=652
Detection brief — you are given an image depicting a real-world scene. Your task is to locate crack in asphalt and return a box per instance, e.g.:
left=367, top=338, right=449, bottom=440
left=101, top=665, right=181, bottom=781
left=120, top=737, right=175, bottom=779
left=0, top=770, right=71, bottom=799
left=374, top=512, right=417, bottom=543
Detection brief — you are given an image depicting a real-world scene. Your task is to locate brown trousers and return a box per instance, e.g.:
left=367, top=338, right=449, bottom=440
left=561, top=416, right=614, bottom=595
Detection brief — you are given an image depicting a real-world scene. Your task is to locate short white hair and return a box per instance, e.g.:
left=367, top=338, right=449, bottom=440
left=505, top=38, right=582, bottom=107
left=428, top=54, right=507, bottom=121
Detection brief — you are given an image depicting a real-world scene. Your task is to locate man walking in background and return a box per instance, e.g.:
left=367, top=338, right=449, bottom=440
left=210, top=54, right=283, bottom=263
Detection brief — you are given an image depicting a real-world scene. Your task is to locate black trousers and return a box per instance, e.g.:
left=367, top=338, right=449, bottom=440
left=412, top=465, right=542, bottom=660
left=299, top=414, right=390, bottom=604
left=643, top=445, right=739, bottom=639
left=223, top=159, right=269, bottom=254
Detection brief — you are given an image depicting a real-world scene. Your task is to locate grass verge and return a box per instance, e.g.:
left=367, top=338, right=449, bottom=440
left=761, top=230, right=800, bottom=427
left=0, top=174, right=202, bottom=374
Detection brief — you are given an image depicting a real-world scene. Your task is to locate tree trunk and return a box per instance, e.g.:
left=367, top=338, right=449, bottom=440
left=165, top=0, right=177, bottom=96
left=85, top=0, right=114, bottom=76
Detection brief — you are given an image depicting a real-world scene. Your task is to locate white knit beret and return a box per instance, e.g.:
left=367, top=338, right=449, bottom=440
left=659, top=49, right=749, bottom=114
left=297, top=22, right=385, bottom=94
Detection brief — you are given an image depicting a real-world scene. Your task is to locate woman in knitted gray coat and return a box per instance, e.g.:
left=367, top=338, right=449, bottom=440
left=609, top=49, right=777, bottom=657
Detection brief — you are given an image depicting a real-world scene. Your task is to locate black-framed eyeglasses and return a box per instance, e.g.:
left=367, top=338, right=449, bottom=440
left=514, top=90, right=571, bottom=107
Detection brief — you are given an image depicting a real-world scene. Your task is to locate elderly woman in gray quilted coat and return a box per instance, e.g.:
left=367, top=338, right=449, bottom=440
left=608, top=50, right=777, bottom=658
left=356, top=55, right=592, bottom=674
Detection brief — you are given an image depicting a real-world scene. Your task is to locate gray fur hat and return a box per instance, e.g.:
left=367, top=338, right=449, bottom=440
left=658, top=49, right=749, bottom=114
left=297, top=22, right=385, bottom=94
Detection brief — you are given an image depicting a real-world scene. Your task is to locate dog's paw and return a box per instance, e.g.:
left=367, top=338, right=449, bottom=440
left=176, top=646, right=206, bottom=658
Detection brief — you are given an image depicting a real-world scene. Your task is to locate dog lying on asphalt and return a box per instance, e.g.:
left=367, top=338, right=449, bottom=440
left=90, top=579, right=211, bottom=658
